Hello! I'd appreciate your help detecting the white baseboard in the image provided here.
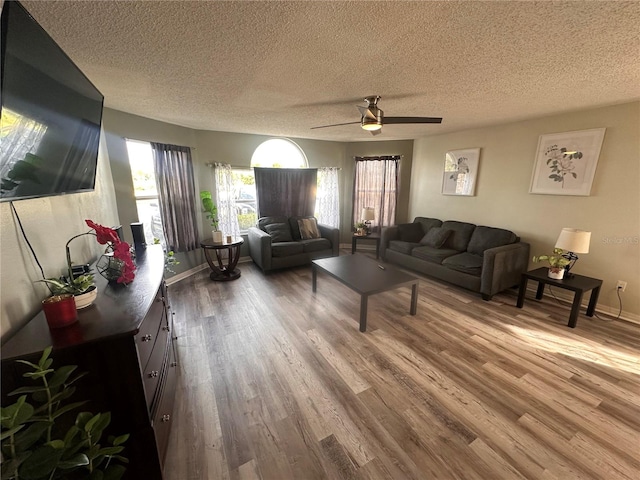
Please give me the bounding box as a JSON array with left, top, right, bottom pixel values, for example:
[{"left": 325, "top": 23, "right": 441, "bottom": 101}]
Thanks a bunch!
[{"left": 165, "top": 256, "right": 253, "bottom": 285}]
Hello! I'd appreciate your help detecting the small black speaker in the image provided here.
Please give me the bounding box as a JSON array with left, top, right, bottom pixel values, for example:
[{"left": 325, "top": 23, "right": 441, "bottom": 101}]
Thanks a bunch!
[
  {"left": 112, "top": 225, "right": 124, "bottom": 242},
  {"left": 130, "top": 222, "right": 146, "bottom": 248}
]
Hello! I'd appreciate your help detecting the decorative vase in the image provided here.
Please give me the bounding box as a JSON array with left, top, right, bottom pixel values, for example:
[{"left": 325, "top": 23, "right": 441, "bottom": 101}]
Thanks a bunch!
[
  {"left": 548, "top": 267, "right": 564, "bottom": 279},
  {"left": 74, "top": 285, "right": 97, "bottom": 309},
  {"left": 42, "top": 294, "right": 78, "bottom": 329},
  {"left": 212, "top": 230, "right": 223, "bottom": 243},
  {"left": 96, "top": 253, "right": 125, "bottom": 283}
]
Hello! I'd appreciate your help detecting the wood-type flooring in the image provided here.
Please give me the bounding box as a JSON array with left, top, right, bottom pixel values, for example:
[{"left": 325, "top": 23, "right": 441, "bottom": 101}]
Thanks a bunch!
[{"left": 164, "top": 252, "right": 639, "bottom": 480}]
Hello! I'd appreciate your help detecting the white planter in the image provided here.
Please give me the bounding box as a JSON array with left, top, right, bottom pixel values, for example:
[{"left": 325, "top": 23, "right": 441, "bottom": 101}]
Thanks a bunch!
[
  {"left": 212, "top": 230, "right": 223, "bottom": 243},
  {"left": 74, "top": 286, "right": 97, "bottom": 309},
  {"left": 548, "top": 267, "right": 564, "bottom": 280}
]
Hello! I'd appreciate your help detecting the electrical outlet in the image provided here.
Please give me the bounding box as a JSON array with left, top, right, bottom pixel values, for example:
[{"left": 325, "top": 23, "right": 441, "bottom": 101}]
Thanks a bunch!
[{"left": 616, "top": 280, "right": 627, "bottom": 292}]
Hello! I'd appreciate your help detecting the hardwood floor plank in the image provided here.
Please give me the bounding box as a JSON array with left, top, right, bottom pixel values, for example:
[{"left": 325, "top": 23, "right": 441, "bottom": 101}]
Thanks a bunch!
[{"left": 164, "top": 256, "right": 640, "bottom": 479}]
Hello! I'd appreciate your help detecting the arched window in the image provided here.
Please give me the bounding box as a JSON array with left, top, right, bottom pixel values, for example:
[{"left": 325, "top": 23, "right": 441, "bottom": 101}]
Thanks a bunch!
[{"left": 251, "top": 138, "right": 308, "bottom": 168}]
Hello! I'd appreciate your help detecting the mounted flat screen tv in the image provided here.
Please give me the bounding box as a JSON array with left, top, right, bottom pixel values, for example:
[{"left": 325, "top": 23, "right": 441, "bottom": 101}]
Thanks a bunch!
[{"left": 0, "top": 0, "right": 104, "bottom": 202}]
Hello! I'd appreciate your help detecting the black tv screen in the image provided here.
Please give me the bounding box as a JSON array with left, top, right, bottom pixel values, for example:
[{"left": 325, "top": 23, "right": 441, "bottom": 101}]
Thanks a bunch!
[{"left": 0, "top": 1, "right": 104, "bottom": 202}]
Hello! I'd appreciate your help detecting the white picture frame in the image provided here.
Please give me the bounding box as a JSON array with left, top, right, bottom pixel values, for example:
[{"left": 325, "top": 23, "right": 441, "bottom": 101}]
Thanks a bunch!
[
  {"left": 442, "top": 148, "right": 481, "bottom": 196},
  {"left": 529, "top": 128, "right": 605, "bottom": 196}
]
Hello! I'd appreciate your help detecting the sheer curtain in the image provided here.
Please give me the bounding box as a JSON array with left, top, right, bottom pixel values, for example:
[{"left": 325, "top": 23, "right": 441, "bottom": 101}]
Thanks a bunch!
[
  {"left": 0, "top": 111, "right": 47, "bottom": 183},
  {"left": 151, "top": 142, "right": 198, "bottom": 252},
  {"left": 352, "top": 156, "right": 400, "bottom": 232},
  {"left": 214, "top": 163, "right": 241, "bottom": 238},
  {"left": 316, "top": 167, "right": 340, "bottom": 227},
  {"left": 254, "top": 167, "right": 317, "bottom": 217}
]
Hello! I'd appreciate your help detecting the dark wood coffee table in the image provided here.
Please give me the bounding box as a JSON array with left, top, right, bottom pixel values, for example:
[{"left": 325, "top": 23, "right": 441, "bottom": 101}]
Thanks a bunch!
[{"left": 312, "top": 254, "right": 419, "bottom": 332}]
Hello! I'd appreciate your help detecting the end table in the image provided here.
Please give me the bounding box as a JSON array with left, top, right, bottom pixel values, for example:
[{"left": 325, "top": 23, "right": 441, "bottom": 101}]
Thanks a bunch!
[
  {"left": 516, "top": 267, "right": 602, "bottom": 328},
  {"left": 351, "top": 233, "right": 381, "bottom": 259},
  {"left": 201, "top": 237, "right": 244, "bottom": 281}
]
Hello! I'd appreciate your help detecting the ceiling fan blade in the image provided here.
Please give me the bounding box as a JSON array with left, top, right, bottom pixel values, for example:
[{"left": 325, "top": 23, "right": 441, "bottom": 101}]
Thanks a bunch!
[
  {"left": 384, "top": 116, "right": 442, "bottom": 124},
  {"left": 370, "top": 129, "right": 382, "bottom": 136},
  {"left": 310, "top": 121, "right": 360, "bottom": 130}
]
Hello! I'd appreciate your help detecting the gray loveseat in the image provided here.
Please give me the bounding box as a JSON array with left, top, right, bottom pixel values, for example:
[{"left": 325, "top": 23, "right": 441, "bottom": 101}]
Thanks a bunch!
[
  {"left": 381, "top": 217, "right": 530, "bottom": 300},
  {"left": 248, "top": 216, "right": 339, "bottom": 273}
]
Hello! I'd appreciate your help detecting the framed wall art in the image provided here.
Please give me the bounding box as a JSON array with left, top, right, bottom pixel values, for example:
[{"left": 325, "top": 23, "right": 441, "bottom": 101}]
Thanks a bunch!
[
  {"left": 529, "top": 128, "right": 605, "bottom": 196},
  {"left": 442, "top": 148, "right": 481, "bottom": 196}
]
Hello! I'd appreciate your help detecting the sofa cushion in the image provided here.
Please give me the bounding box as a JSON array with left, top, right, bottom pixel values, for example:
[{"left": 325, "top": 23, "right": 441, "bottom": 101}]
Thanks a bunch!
[
  {"left": 398, "top": 222, "right": 424, "bottom": 242},
  {"left": 414, "top": 217, "right": 443, "bottom": 234},
  {"left": 412, "top": 245, "right": 460, "bottom": 264},
  {"left": 258, "top": 216, "right": 290, "bottom": 232},
  {"left": 264, "top": 223, "right": 293, "bottom": 243},
  {"left": 300, "top": 238, "right": 331, "bottom": 253},
  {"left": 297, "top": 217, "right": 321, "bottom": 240},
  {"left": 467, "top": 226, "right": 517, "bottom": 256},
  {"left": 389, "top": 240, "right": 421, "bottom": 255},
  {"left": 420, "top": 227, "right": 451, "bottom": 248},
  {"left": 441, "top": 221, "right": 476, "bottom": 251},
  {"left": 288, "top": 216, "right": 316, "bottom": 240},
  {"left": 442, "top": 252, "right": 483, "bottom": 276},
  {"left": 272, "top": 242, "right": 304, "bottom": 257}
]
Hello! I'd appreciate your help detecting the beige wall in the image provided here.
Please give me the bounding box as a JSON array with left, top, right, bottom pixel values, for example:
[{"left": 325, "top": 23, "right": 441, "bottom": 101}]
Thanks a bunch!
[
  {"left": 410, "top": 101, "right": 640, "bottom": 319},
  {"left": 1, "top": 131, "right": 119, "bottom": 340}
]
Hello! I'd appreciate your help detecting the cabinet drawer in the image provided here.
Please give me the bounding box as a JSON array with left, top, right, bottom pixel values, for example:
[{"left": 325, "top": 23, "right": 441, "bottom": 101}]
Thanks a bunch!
[
  {"left": 136, "top": 292, "right": 165, "bottom": 371},
  {"left": 142, "top": 322, "right": 169, "bottom": 411},
  {"left": 153, "top": 344, "right": 178, "bottom": 467}
]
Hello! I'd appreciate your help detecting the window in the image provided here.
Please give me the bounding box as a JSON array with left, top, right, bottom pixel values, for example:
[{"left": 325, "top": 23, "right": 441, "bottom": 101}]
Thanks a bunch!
[
  {"left": 231, "top": 138, "right": 308, "bottom": 231},
  {"left": 352, "top": 156, "right": 399, "bottom": 231},
  {"left": 126, "top": 139, "right": 165, "bottom": 245}
]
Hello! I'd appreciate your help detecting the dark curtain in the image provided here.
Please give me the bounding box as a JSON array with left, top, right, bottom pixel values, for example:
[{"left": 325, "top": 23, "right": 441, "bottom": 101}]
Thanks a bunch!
[
  {"left": 254, "top": 167, "right": 317, "bottom": 217},
  {"left": 352, "top": 156, "right": 400, "bottom": 231},
  {"left": 151, "top": 142, "right": 198, "bottom": 252}
]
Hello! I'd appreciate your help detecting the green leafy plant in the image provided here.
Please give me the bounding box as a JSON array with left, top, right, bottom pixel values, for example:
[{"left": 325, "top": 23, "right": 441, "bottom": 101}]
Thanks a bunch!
[
  {"left": 153, "top": 238, "right": 180, "bottom": 273},
  {"left": 200, "top": 191, "right": 219, "bottom": 230},
  {"left": 354, "top": 221, "right": 366, "bottom": 230},
  {"left": 37, "top": 274, "right": 95, "bottom": 296},
  {"left": 1, "top": 347, "right": 129, "bottom": 480},
  {"left": 532, "top": 248, "right": 571, "bottom": 268}
]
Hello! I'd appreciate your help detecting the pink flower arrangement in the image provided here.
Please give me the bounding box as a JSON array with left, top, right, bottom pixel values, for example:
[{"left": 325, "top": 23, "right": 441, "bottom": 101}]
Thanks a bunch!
[{"left": 85, "top": 220, "right": 136, "bottom": 284}]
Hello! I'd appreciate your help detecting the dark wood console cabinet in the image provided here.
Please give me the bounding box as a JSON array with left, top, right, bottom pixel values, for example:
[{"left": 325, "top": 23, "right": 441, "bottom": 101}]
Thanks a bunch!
[{"left": 1, "top": 245, "right": 177, "bottom": 479}]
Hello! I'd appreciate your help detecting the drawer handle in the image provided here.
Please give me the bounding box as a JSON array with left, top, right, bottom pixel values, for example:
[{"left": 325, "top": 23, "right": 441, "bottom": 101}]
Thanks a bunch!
[
  {"left": 162, "top": 414, "right": 171, "bottom": 422},
  {"left": 148, "top": 370, "right": 159, "bottom": 378},
  {"left": 141, "top": 334, "right": 153, "bottom": 342},
  {"left": 171, "top": 362, "right": 178, "bottom": 367},
  {"left": 162, "top": 326, "right": 170, "bottom": 332}
]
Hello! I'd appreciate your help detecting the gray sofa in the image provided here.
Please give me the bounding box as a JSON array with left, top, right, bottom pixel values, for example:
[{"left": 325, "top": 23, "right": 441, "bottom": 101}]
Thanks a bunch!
[
  {"left": 248, "top": 216, "right": 339, "bottom": 273},
  {"left": 381, "top": 217, "right": 530, "bottom": 300}
]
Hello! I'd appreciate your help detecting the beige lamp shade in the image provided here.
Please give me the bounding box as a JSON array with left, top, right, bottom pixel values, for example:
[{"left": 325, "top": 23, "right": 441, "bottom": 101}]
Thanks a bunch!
[
  {"left": 361, "top": 207, "right": 375, "bottom": 221},
  {"left": 555, "top": 228, "right": 591, "bottom": 254}
]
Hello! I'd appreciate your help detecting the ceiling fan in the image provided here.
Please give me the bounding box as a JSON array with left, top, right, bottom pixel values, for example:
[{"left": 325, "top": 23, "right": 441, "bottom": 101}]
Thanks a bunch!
[{"left": 311, "top": 95, "right": 442, "bottom": 136}]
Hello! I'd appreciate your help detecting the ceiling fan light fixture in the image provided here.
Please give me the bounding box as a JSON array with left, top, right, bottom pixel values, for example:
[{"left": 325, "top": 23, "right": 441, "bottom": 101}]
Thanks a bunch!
[
  {"left": 361, "top": 119, "right": 382, "bottom": 131},
  {"left": 361, "top": 108, "right": 383, "bottom": 131}
]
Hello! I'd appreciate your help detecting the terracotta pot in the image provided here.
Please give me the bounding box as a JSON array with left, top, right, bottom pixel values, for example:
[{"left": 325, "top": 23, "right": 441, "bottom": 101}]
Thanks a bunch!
[
  {"left": 548, "top": 267, "right": 565, "bottom": 279},
  {"left": 42, "top": 294, "right": 78, "bottom": 329}
]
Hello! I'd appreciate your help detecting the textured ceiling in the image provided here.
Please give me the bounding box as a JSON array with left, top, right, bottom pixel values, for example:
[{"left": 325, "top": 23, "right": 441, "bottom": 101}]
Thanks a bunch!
[{"left": 20, "top": 0, "right": 640, "bottom": 142}]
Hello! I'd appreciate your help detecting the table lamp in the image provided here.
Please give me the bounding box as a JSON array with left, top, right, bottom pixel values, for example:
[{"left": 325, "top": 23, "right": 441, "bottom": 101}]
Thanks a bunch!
[
  {"left": 555, "top": 228, "right": 591, "bottom": 277},
  {"left": 361, "top": 207, "right": 375, "bottom": 234}
]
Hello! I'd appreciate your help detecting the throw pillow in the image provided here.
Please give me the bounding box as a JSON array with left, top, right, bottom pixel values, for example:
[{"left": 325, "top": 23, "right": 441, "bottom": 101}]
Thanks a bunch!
[
  {"left": 398, "top": 222, "right": 424, "bottom": 243},
  {"left": 264, "top": 223, "right": 293, "bottom": 243},
  {"left": 420, "top": 227, "right": 451, "bottom": 248},
  {"left": 298, "top": 217, "right": 321, "bottom": 239}
]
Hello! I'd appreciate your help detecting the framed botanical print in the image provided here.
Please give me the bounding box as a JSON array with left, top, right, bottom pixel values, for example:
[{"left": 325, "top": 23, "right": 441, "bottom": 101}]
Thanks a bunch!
[
  {"left": 529, "top": 128, "right": 605, "bottom": 196},
  {"left": 442, "top": 148, "right": 481, "bottom": 196}
]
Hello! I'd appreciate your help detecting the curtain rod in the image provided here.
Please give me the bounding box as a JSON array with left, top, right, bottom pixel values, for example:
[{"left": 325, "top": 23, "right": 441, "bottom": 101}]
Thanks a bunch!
[
  {"left": 205, "top": 163, "right": 341, "bottom": 170},
  {"left": 123, "top": 137, "right": 196, "bottom": 150}
]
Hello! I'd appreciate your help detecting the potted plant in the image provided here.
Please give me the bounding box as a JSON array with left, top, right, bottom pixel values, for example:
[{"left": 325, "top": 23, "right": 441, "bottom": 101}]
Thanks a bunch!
[
  {"left": 0, "top": 346, "right": 129, "bottom": 480},
  {"left": 533, "top": 248, "right": 571, "bottom": 279},
  {"left": 354, "top": 221, "right": 367, "bottom": 236},
  {"left": 38, "top": 273, "right": 97, "bottom": 310},
  {"left": 200, "top": 191, "right": 221, "bottom": 242}
]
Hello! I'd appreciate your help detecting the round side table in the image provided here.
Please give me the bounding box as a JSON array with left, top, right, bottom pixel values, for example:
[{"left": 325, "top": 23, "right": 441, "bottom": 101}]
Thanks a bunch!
[{"left": 200, "top": 237, "right": 244, "bottom": 281}]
